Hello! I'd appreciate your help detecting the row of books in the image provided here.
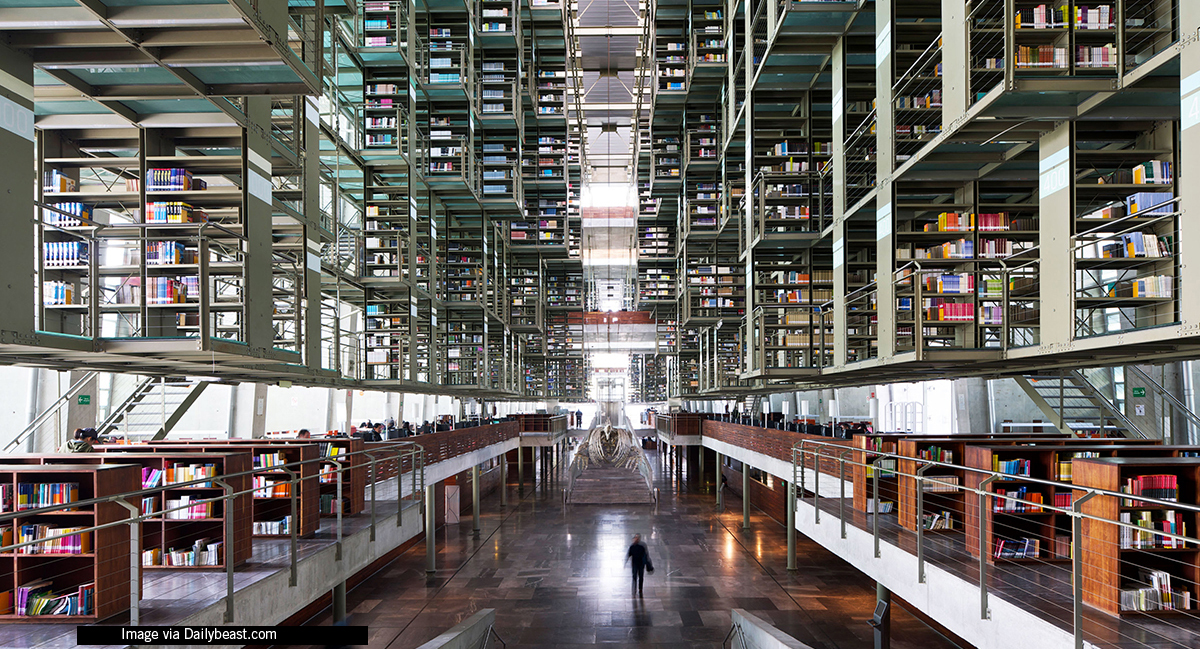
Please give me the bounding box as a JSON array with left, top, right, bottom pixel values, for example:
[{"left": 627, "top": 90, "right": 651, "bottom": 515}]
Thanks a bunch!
[
  {"left": 10, "top": 580, "right": 95, "bottom": 616},
  {"left": 921, "top": 476, "right": 960, "bottom": 493},
  {"left": 43, "top": 242, "right": 88, "bottom": 267},
  {"left": 1087, "top": 231, "right": 1171, "bottom": 259},
  {"left": 915, "top": 446, "right": 954, "bottom": 463},
  {"left": 917, "top": 212, "right": 1016, "bottom": 233},
  {"left": 15, "top": 482, "right": 79, "bottom": 511},
  {"left": 923, "top": 274, "right": 975, "bottom": 294},
  {"left": 253, "top": 516, "right": 292, "bottom": 536},
  {"left": 15, "top": 525, "right": 92, "bottom": 554},
  {"left": 1105, "top": 275, "right": 1173, "bottom": 299},
  {"left": 993, "top": 457, "right": 1033, "bottom": 477},
  {"left": 1121, "top": 473, "right": 1178, "bottom": 504},
  {"left": 1055, "top": 451, "right": 1100, "bottom": 481},
  {"left": 994, "top": 487, "right": 1045, "bottom": 513},
  {"left": 164, "top": 496, "right": 215, "bottom": 520},
  {"left": 45, "top": 202, "right": 93, "bottom": 227},
  {"left": 1075, "top": 44, "right": 1117, "bottom": 69},
  {"left": 146, "top": 241, "right": 198, "bottom": 266},
  {"left": 771, "top": 289, "right": 832, "bottom": 304},
  {"left": 163, "top": 539, "right": 224, "bottom": 566},
  {"left": 42, "top": 281, "right": 76, "bottom": 306},
  {"left": 319, "top": 494, "right": 352, "bottom": 515},
  {"left": 922, "top": 511, "right": 955, "bottom": 531},
  {"left": 1015, "top": 45, "right": 1068, "bottom": 68},
  {"left": 145, "top": 201, "right": 206, "bottom": 224},
  {"left": 918, "top": 299, "right": 975, "bottom": 322},
  {"left": 1014, "top": 4, "right": 1071, "bottom": 29},
  {"left": 44, "top": 170, "right": 77, "bottom": 193},
  {"left": 993, "top": 537, "right": 1040, "bottom": 559},
  {"left": 895, "top": 90, "right": 942, "bottom": 109},
  {"left": 255, "top": 452, "right": 287, "bottom": 469},
  {"left": 1121, "top": 570, "right": 1192, "bottom": 611},
  {"left": 146, "top": 169, "right": 207, "bottom": 192},
  {"left": 166, "top": 463, "right": 217, "bottom": 486},
  {"left": 1119, "top": 510, "right": 1189, "bottom": 550}
]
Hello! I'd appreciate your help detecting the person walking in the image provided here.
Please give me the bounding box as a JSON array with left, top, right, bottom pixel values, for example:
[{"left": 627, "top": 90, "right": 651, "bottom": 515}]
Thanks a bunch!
[{"left": 625, "top": 534, "right": 652, "bottom": 596}]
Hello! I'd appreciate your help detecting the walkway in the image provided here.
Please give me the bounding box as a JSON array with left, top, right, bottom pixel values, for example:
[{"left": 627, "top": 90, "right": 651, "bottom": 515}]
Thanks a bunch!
[{"left": 299, "top": 451, "right": 962, "bottom": 649}]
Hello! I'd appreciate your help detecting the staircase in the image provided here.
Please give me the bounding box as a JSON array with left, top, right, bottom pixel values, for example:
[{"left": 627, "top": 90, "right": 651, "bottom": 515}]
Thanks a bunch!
[
  {"left": 570, "top": 467, "right": 655, "bottom": 505},
  {"left": 1014, "top": 370, "right": 1146, "bottom": 438},
  {"left": 735, "top": 394, "right": 760, "bottom": 418},
  {"left": 98, "top": 377, "right": 211, "bottom": 440}
]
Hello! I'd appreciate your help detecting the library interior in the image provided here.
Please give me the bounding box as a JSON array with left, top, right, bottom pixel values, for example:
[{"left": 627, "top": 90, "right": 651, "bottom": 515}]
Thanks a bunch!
[{"left": 3, "top": 0, "right": 1200, "bottom": 647}]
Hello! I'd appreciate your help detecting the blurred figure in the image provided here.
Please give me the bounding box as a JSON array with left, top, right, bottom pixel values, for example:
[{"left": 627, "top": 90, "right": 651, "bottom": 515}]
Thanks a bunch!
[
  {"left": 575, "top": 409, "right": 583, "bottom": 428},
  {"left": 297, "top": 429, "right": 312, "bottom": 440},
  {"left": 625, "top": 534, "right": 652, "bottom": 596},
  {"left": 60, "top": 427, "right": 99, "bottom": 453}
]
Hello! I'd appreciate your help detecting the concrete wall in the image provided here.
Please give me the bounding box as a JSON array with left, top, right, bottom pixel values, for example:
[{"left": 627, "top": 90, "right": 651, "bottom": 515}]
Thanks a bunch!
[{"left": 986, "top": 378, "right": 1050, "bottom": 432}]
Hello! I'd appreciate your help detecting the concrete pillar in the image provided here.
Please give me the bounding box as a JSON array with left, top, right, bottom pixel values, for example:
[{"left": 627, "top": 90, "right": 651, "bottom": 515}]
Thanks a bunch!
[
  {"left": 831, "top": 36, "right": 848, "bottom": 366},
  {"left": 424, "top": 483, "right": 436, "bottom": 575},
  {"left": 1038, "top": 121, "right": 1074, "bottom": 345},
  {"left": 251, "top": 383, "right": 269, "bottom": 438},
  {"left": 65, "top": 371, "right": 98, "bottom": 433},
  {"left": 940, "top": 0, "right": 970, "bottom": 126},
  {"left": 500, "top": 453, "right": 508, "bottom": 507},
  {"left": 715, "top": 452, "right": 723, "bottom": 508},
  {"left": 787, "top": 479, "right": 796, "bottom": 571},
  {"left": 243, "top": 97, "right": 274, "bottom": 350},
  {"left": 471, "top": 464, "right": 480, "bottom": 537},
  {"left": 1181, "top": 2, "right": 1200, "bottom": 328},
  {"left": 301, "top": 96, "right": 323, "bottom": 369},
  {"left": 952, "top": 378, "right": 990, "bottom": 435},
  {"left": 742, "top": 463, "right": 751, "bottom": 531},
  {"left": 0, "top": 42, "right": 35, "bottom": 336},
  {"left": 332, "top": 581, "right": 347, "bottom": 623}
]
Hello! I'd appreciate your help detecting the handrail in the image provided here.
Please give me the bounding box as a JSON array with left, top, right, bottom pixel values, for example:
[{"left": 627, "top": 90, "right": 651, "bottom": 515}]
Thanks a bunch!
[
  {"left": 791, "top": 436, "right": 1200, "bottom": 541},
  {"left": 1068, "top": 369, "right": 1148, "bottom": 440},
  {"left": 1, "top": 371, "right": 99, "bottom": 452}
]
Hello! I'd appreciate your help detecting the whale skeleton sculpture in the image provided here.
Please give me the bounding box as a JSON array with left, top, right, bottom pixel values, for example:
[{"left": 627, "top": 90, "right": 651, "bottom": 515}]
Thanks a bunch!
[{"left": 566, "top": 418, "right": 656, "bottom": 500}]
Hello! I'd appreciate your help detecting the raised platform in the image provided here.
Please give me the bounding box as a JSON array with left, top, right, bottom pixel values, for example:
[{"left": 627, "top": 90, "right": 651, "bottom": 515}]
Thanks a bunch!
[{"left": 570, "top": 467, "right": 655, "bottom": 505}]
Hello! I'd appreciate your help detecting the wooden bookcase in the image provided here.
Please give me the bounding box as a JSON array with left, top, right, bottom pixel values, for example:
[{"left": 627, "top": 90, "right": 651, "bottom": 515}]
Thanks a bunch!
[
  {"left": 852, "top": 435, "right": 901, "bottom": 514},
  {"left": 0, "top": 463, "right": 138, "bottom": 622},
  {"left": 316, "top": 438, "right": 366, "bottom": 517},
  {"left": 963, "top": 440, "right": 1170, "bottom": 563},
  {"left": 856, "top": 432, "right": 1064, "bottom": 519},
  {"left": 897, "top": 438, "right": 971, "bottom": 533},
  {"left": 10, "top": 452, "right": 252, "bottom": 570},
  {"left": 1076, "top": 457, "right": 1200, "bottom": 616},
  {"left": 103, "top": 442, "right": 321, "bottom": 538},
  {"left": 895, "top": 436, "right": 1155, "bottom": 533}
]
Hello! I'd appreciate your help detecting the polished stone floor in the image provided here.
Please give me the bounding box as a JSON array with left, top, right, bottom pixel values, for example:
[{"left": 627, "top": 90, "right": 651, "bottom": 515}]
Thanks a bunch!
[{"left": 302, "top": 451, "right": 961, "bottom": 649}]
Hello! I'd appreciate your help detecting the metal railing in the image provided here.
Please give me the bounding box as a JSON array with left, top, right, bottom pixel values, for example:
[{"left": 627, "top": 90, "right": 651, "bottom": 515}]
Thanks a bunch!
[{"left": 791, "top": 436, "right": 1200, "bottom": 649}]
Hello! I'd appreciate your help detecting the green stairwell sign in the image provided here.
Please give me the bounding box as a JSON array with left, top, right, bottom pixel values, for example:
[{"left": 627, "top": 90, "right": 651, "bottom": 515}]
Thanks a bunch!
[
  {"left": 77, "top": 394, "right": 91, "bottom": 405},
  {"left": 1131, "top": 387, "right": 1146, "bottom": 398}
]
